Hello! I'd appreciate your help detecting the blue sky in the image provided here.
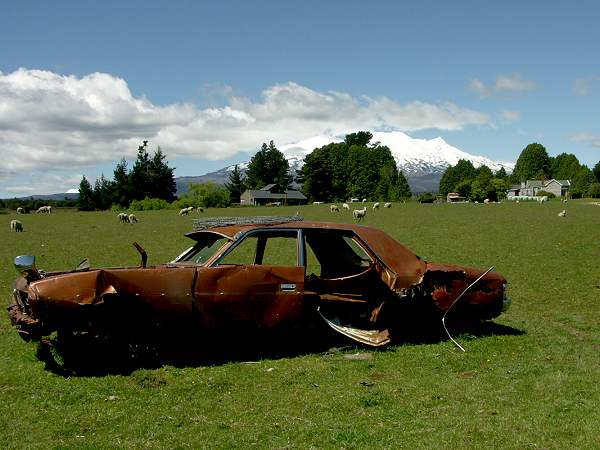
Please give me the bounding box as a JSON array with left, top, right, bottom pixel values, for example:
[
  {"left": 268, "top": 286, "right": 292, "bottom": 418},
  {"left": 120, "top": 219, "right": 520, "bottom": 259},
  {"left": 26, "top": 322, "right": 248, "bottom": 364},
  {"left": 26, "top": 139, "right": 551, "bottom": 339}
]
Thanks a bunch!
[{"left": 1, "top": 0, "right": 599, "bottom": 197}]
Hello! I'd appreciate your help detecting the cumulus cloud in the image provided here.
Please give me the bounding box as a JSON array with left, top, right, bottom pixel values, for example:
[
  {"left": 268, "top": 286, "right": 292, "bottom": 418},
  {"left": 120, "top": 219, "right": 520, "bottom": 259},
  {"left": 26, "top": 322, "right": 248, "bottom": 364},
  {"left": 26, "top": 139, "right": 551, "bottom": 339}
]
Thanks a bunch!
[
  {"left": 0, "top": 68, "right": 490, "bottom": 196},
  {"left": 469, "top": 73, "right": 535, "bottom": 98},
  {"left": 573, "top": 76, "right": 600, "bottom": 96},
  {"left": 570, "top": 132, "right": 600, "bottom": 148}
]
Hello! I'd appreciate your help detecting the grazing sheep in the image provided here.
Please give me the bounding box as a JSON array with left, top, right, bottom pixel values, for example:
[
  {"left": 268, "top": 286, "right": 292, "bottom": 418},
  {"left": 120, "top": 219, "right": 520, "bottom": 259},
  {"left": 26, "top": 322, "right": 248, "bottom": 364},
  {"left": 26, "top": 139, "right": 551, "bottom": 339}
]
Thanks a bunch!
[
  {"left": 16, "top": 207, "right": 24, "bottom": 214},
  {"left": 342, "top": 203, "right": 350, "bottom": 210},
  {"left": 10, "top": 219, "right": 23, "bottom": 232},
  {"left": 330, "top": 204, "right": 339, "bottom": 212},
  {"left": 118, "top": 212, "right": 128, "bottom": 223},
  {"left": 483, "top": 198, "right": 490, "bottom": 204},
  {"left": 558, "top": 209, "right": 567, "bottom": 217},
  {"left": 197, "top": 207, "right": 204, "bottom": 213},
  {"left": 36, "top": 205, "right": 52, "bottom": 214},
  {"left": 538, "top": 196, "right": 548, "bottom": 204},
  {"left": 128, "top": 214, "right": 138, "bottom": 223},
  {"left": 362, "top": 198, "right": 367, "bottom": 203},
  {"left": 353, "top": 207, "right": 367, "bottom": 221},
  {"left": 373, "top": 202, "right": 380, "bottom": 210},
  {"left": 383, "top": 202, "right": 391, "bottom": 208},
  {"left": 179, "top": 206, "right": 194, "bottom": 216}
]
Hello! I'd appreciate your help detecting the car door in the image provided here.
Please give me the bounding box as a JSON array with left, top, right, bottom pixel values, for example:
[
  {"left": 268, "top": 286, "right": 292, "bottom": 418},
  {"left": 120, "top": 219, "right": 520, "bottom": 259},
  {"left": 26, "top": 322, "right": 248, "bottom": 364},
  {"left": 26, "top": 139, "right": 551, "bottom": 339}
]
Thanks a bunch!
[{"left": 193, "top": 229, "right": 306, "bottom": 330}]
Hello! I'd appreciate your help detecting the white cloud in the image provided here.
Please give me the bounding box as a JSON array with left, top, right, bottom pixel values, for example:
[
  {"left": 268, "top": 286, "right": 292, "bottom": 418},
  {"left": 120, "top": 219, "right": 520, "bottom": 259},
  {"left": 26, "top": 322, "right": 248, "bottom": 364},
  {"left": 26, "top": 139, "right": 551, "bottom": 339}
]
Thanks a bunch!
[
  {"left": 573, "top": 76, "right": 600, "bottom": 96},
  {"left": 469, "top": 73, "right": 535, "bottom": 98},
  {"left": 0, "top": 68, "right": 490, "bottom": 196},
  {"left": 501, "top": 110, "right": 521, "bottom": 122},
  {"left": 570, "top": 132, "right": 600, "bottom": 148}
]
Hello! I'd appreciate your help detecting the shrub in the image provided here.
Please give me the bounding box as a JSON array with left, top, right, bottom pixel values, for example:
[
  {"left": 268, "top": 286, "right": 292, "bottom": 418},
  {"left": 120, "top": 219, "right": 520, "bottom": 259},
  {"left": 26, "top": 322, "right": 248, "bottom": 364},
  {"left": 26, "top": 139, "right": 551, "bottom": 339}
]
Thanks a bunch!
[
  {"left": 130, "top": 197, "right": 172, "bottom": 211},
  {"left": 536, "top": 190, "right": 556, "bottom": 199},
  {"left": 588, "top": 183, "right": 600, "bottom": 198},
  {"left": 417, "top": 192, "right": 435, "bottom": 203}
]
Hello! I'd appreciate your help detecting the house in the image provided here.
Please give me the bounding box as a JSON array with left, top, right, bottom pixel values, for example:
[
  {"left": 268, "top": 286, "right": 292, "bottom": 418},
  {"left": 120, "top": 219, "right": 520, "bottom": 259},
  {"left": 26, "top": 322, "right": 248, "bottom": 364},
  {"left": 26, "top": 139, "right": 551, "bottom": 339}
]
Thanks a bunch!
[
  {"left": 446, "top": 192, "right": 467, "bottom": 203},
  {"left": 508, "top": 179, "right": 570, "bottom": 198},
  {"left": 240, "top": 183, "right": 307, "bottom": 206}
]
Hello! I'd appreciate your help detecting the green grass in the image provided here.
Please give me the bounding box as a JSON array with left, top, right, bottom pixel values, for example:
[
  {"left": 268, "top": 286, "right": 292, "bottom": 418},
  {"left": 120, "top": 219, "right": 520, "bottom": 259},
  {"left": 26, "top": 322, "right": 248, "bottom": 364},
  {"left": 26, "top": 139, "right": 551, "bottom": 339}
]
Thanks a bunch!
[{"left": 1, "top": 201, "right": 599, "bottom": 449}]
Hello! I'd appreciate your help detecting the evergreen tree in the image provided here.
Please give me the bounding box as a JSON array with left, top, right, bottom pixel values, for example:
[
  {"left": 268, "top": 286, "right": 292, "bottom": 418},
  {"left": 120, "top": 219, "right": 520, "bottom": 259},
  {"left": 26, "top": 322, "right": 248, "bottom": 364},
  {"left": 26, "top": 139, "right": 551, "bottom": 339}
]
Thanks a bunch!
[
  {"left": 225, "top": 165, "right": 246, "bottom": 203},
  {"left": 245, "top": 141, "right": 291, "bottom": 190},
  {"left": 495, "top": 167, "right": 508, "bottom": 179},
  {"left": 92, "top": 174, "right": 114, "bottom": 210},
  {"left": 77, "top": 176, "right": 95, "bottom": 211},
  {"left": 511, "top": 143, "right": 551, "bottom": 182},
  {"left": 129, "top": 141, "right": 176, "bottom": 202},
  {"left": 438, "top": 159, "right": 476, "bottom": 195},
  {"left": 592, "top": 161, "right": 600, "bottom": 183},
  {"left": 112, "top": 158, "right": 132, "bottom": 207},
  {"left": 551, "top": 153, "right": 582, "bottom": 180}
]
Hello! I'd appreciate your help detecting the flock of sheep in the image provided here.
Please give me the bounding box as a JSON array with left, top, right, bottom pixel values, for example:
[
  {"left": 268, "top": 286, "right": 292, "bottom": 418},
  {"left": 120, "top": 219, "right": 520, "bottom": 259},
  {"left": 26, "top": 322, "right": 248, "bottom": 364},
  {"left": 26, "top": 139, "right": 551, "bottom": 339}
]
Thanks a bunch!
[
  {"left": 9, "top": 205, "right": 53, "bottom": 233},
  {"left": 327, "top": 201, "right": 393, "bottom": 221}
]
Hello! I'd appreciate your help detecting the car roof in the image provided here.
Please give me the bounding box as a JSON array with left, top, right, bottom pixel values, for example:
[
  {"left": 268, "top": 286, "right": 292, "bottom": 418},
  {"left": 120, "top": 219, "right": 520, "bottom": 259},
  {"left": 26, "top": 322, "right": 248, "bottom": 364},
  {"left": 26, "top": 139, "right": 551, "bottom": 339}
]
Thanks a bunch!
[{"left": 185, "top": 220, "right": 426, "bottom": 284}]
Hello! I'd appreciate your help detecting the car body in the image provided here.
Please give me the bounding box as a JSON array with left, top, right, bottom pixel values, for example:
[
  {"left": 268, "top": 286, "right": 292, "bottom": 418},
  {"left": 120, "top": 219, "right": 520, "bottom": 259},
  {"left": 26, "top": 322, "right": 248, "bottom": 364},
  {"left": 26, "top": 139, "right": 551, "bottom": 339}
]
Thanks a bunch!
[{"left": 8, "top": 216, "right": 509, "bottom": 348}]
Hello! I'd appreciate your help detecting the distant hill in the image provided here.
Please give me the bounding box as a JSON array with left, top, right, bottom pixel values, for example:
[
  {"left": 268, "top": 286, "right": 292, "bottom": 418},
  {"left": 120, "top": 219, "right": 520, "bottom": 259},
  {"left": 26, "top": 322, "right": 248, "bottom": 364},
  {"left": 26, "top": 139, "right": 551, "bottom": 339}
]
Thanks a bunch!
[{"left": 2, "top": 192, "right": 79, "bottom": 201}]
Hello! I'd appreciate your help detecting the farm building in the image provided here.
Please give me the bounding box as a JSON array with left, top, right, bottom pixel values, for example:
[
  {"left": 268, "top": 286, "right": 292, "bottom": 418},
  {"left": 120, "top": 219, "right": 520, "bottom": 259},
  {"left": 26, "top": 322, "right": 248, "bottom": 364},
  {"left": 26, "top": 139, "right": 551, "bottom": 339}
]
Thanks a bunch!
[
  {"left": 507, "top": 179, "right": 570, "bottom": 198},
  {"left": 446, "top": 192, "right": 467, "bottom": 203},
  {"left": 240, "top": 183, "right": 307, "bottom": 206}
]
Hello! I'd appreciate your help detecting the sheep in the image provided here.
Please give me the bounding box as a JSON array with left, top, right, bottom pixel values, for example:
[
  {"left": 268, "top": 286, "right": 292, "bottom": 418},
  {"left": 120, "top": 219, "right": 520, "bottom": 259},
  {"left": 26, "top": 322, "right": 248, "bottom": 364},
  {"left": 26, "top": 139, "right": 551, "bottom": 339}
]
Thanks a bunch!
[
  {"left": 483, "top": 198, "right": 490, "bottom": 204},
  {"left": 353, "top": 207, "right": 367, "bottom": 221},
  {"left": 128, "top": 214, "right": 138, "bottom": 223},
  {"left": 383, "top": 202, "right": 392, "bottom": 208},
  {"left": 373, "top": 202, "right": 380, "bottom": 210},
  {"left": 342, "top": 203, "right": 350, "bottom": 210},
  {"left": 179, "top": 206, "right": 194, "bottom": 216},
  {"left": 197, "top": 207, "right": 204, "bottom": 213},
  {"left": 330, "top": 204, "right": 339, "bottom": 212},
  {"left": 558, "top": 209, "right": 567, "bottom": 217},
  {"left": 10, "top": 219, "right": 23, "bottom": 232},
  {"left": 16, "top": 207, "right": 24, "bottom": 214},
  {"left": 118, "top": 212, "right": 129, "bottom": 223},
  {"left": 538, "top": 196, "right": 548, "bottom": 204},
  {"left": 36, "top": 205, "right": 52, "bottom": 214},
  {"left": 362, "top": 198, "right": 367, "bottom": 203}
]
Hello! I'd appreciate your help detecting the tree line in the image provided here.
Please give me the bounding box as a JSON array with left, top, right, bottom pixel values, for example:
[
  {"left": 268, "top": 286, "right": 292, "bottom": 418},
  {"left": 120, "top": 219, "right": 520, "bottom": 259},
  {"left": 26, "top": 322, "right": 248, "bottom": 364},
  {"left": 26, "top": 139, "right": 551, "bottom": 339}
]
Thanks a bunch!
[{"left": 439, "top": 143, "right": 600, "bottom": 200}]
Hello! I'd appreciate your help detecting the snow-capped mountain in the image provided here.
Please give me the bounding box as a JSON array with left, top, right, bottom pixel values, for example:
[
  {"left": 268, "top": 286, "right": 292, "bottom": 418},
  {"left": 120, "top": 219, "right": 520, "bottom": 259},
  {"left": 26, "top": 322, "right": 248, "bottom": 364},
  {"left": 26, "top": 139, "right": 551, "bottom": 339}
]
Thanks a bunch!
[
  {"left": 279, "top": 131, "right": 514, "bottom": 176},
  {"left": 175, "top": 132, "right": 514, "bottom": 194}
]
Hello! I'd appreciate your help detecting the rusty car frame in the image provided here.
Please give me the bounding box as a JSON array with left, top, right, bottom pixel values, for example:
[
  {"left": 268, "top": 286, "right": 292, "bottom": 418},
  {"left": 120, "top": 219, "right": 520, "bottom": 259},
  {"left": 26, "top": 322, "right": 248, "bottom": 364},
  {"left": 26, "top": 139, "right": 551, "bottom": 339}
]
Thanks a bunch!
[{"left": 8, "top": 216, "right": 510, "bottom": 353}]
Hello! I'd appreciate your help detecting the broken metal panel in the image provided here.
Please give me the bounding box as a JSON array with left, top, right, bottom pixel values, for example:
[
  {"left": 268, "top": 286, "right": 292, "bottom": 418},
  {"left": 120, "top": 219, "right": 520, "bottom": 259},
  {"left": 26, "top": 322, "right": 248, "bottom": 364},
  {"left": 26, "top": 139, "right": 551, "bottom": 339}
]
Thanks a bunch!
[{"left": 194, "top": 265, "right": 306, "bottom": 329}]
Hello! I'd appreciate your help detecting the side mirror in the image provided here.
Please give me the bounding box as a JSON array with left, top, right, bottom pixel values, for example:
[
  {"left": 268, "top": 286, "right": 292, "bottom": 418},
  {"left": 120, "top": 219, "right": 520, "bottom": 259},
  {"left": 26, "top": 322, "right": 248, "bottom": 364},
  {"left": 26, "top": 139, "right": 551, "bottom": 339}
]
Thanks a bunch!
[{"left": 14, "top": 255, "right": 41, "bottom": 281}]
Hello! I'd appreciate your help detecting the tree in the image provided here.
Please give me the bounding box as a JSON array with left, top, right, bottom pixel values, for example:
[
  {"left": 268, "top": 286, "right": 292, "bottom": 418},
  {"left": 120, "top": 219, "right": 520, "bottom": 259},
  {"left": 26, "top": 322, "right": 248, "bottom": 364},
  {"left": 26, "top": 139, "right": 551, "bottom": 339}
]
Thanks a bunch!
[
  {"left": 245, "top": 141, "right": 291, "bottom": 190},
  {"left": 570, "top": 166, "right": 595, "bottom": 198},
  {"left": 184, "top": 182, "right": 230, "bottom": 208},
  {"left": 77, "top": 176, "right": 95, "bottom": 211},
  {"left": 511, "top": 143, "right": 551, "bottom": 182},
  {"left": 551, "top": 153, "right": 582, "bottom": 180},
  {"left": 224, "top": 165, "right": 246, "bottom": 203},
  {"left": 439, "top": 159, "right": 476, "bottom": 196},
  {"left": 495, "top": 167, "right": 508, "bottom": 179},
  {"left": 593, "top": 161, "right": 600, "bottom": 183},
  {"left": 92, "top": 174, "right": 114, "bottom": 210},
  {"left": 129, "top": 142, "right": 176, "bottom": 202},
  {"left": 112, "top": 158, "right": 132, "bottom": 207}
]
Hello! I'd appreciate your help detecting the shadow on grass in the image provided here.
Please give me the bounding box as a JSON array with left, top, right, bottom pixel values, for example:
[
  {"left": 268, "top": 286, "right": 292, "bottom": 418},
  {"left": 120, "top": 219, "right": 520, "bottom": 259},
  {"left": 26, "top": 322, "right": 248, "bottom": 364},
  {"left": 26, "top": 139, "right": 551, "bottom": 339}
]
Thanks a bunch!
[{"left": 35, "top": 319, "right": 525, "bottom": 377}]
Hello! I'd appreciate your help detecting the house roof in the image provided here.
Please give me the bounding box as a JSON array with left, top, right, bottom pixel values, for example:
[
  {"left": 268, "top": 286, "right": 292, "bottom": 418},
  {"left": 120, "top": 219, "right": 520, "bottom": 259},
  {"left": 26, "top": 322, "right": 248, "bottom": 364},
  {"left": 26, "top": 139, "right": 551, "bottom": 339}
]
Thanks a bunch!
[
  {"left": 260, "top": 183, "right": 277, "bottom": 191},
  {"left": 243, "top": 189, "right": 307, "bottom": 201}
]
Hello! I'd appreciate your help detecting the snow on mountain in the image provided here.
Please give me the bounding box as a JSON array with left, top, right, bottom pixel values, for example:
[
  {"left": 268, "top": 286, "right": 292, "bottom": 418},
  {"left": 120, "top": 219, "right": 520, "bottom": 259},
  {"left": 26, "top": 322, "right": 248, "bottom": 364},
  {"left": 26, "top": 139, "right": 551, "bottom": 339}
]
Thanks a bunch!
[
  {"left": 176, "top": 132, "right": 514, "bottom": 194},
  {"left": 278, "top": 131, "right": 514, "bottom": 176}
]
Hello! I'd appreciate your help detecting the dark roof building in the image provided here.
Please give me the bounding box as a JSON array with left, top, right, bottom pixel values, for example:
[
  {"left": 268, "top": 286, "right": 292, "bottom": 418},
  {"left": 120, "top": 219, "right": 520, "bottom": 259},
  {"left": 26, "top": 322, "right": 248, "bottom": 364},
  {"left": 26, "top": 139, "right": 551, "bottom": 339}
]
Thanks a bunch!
[{"left": 240, "top": 184, "right": 307, "bottom": 206}]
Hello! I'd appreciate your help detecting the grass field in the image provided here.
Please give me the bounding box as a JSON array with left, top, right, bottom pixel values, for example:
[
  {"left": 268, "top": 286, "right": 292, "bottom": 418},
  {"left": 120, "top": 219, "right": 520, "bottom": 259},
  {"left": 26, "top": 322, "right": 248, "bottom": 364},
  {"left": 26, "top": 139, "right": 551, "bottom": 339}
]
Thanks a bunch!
[{"left": 1, "top": 201, "right": 599, "bottom": 449}]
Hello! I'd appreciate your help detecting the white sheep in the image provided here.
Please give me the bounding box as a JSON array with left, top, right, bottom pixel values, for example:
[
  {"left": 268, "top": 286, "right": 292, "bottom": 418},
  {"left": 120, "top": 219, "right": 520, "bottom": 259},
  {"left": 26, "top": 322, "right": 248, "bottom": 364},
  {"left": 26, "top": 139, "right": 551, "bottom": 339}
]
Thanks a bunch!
[
  {"left": 538, "top": 196, "right": 548, "bottom": 204},
  {"left": 118, "top": 212, "right": 129, "bottom": 223},
  {"left": 362, "top": 198, "right": 367, "bottom": 203},
  {"left": 128, "top": 214, "right": 138, "bottom": 223},
  {"left": 373, "top": 202, "right": 380, "bottom": 210},
  {"left": 353, "top": 207, "right": 367, "bottom": 221},
  {"left": 36, "top": 205, "right": 52, "bottom": 214},
  {"left": 342, "top": 203, "right": 350, "bottom": 210},
  {"left": 558, "top": 209, "right": 567, "bottom": 217},
  {"left": 330, "top": 204, "right": 339, "bottom": 212},
  {"left": 483, "top": 198, "right": 490, "bottom": 204},
  {"left": 16, "top": 207, "right": 24, "bottom": 214},
  {"left": 383, "top": 202, "right": 392, "bottom": 208},
  {"left": 10, "top": 219, "right": 23, "bottom": 232},
  {"left": 179, "top": 206, "right": 194, "bottom": 216}
]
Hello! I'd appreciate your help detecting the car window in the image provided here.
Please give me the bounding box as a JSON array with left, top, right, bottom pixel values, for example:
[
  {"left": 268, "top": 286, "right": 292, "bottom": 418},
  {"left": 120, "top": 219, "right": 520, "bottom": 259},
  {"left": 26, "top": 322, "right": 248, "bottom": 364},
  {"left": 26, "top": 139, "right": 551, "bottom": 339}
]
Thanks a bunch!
[
  {"left": 217, "top": 230, "right": 299, "bottom": 266},
  {"left": 173, "top": 236, "right": 229, "bottom": 264},
  {"left": 305, "top": 230, "right": 372, "bottom": 278}
]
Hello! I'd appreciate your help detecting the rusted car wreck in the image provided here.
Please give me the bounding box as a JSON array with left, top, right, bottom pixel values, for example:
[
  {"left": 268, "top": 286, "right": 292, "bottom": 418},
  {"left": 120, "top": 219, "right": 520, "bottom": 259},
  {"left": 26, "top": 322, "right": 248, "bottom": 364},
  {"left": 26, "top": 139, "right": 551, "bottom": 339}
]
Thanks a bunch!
[{"left": 8, "top": 216, "right": 509, "bottom": 351}]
